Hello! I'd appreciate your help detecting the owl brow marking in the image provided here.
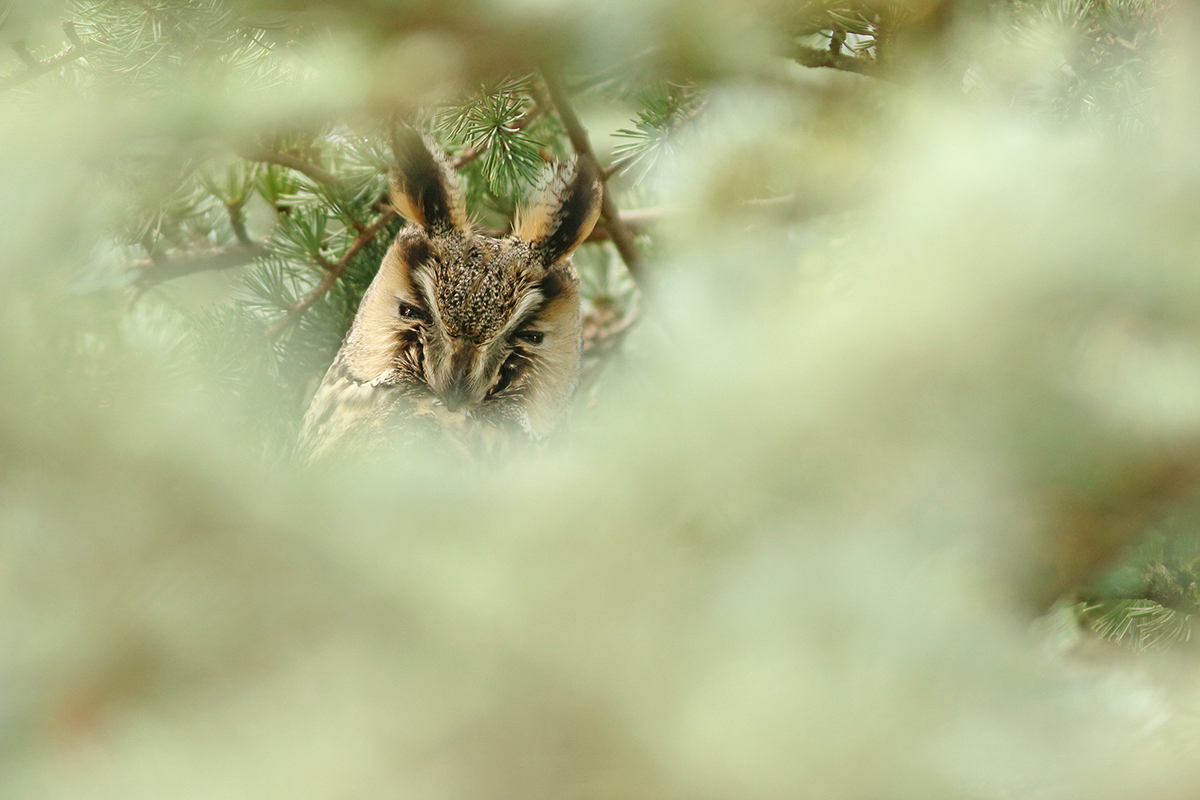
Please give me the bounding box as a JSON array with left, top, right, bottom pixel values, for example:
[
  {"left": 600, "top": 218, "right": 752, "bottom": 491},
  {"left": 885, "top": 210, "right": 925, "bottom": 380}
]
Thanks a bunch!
[
  {"left": 412, "top": 267, "right": 445, "bottom": 330},
  {"left": 491, "top": 289, "right": 544, "bottom": 345},
  {"left": 401, "top": 236, "right": 432, "bottom": 267},
  {"left": 535, "top": 272, "right": 565, "bottom": 304}
]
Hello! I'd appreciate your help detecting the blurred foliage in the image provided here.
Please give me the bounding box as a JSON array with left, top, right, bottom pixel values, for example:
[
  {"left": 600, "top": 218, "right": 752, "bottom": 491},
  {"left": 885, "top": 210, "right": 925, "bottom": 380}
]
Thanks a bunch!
[{"left": 5, "top": 1, "right": 1200, "bottom": 799}]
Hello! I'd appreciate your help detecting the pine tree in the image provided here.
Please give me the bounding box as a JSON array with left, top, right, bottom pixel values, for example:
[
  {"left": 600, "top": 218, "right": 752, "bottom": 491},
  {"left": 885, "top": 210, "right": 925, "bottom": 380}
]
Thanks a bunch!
[
  {"left": 4, "top": 2, "right": 1200, "bottom": 797},
  {"left": 2, "top": 0, "right": 1186, "bottom": 621}
]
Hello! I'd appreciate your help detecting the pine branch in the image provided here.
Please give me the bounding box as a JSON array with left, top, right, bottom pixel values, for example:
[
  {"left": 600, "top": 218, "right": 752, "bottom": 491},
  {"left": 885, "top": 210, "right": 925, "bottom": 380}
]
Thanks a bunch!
[
  {"left": 580, "top": 205, "right": 662, "bottom": 243},
  {"left": 789, "top": 42, "right": 883, "bottom": 79},
  {"left": 447, "top": 100, "right": 545, "bottom": 171},
  {"left": 150, "top": 196, "right": 782, "bottom": 306},
  {"left": 541, "top": 74, "right": 644, "bottom": 280},
  {"left": 239, "top": 147, "right": 340, "bottom": 189},
  {"left": 1081, "top": 587, "right": 1200, "bottom": 617},
  {"left": 0, "top": 24, "right": 97, "bottom": 93},
  {"left": 12, "top": 41, "right": 38, "bottom": 68},
  {"left": 265, "top": 208, "right": 398, "bottom": 338},
  {"left": 131, "top": 196, "right": 268, "bottom": 295},
  {"left": 579, "top": 306, "right": 641, "bottom": 395},
  {"left": 227, "top": 201, "right": 254, "bottom": 247},
  {"left": 1080, "top": 560, "right": 1200, "bottom": 617},
  {"left": 241, "top": 147, "right": 381, "bottom": 232},
  {"left": 446, "top": 143, "right": 486, "bottom": 172},
  {"left": 132, "top": 240, "right": 269, "bottom": 293},
  {"left": 600, "top": 154, "right": 636, "bottom": 182},
  {"left": 1037, "top": 457, "right": 1200, "bottom": 609}
]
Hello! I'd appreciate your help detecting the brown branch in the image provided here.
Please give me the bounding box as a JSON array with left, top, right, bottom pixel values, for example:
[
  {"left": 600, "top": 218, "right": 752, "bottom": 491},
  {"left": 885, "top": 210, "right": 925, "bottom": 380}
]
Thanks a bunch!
[
  {"left": 266, "top": 209, "right": 398, "bottom": 338},
  {"left": 600, "top": 154, "right": 637, "bottom": 182},
  {"left": 579, "top": 306, "right": 641, "bottom": 396},
  {"left": 830, "top": 30, "right": 846, "bottom": 58},
  {"left": 226, "top": 202, "right": 254, "bottom": 247},
  {"left": 240, "top": 148, "right": 374, "bottom": 233},
  {"left": 541, "top": 73, "right": 643, "bottom": 280},
  {"left": 12, "top": 41, "right": 39, "bottom": 68},
  {"left": 132, "top": 241, "right": 268, "bottom": 293},
  {"left": 582, "top": 305, "right": 640, "bottom": 360},
  {"left": 132, "top": 198, "right": 267, "bottom": 294},
  {"left": 313, "top": 251, "right": 338, "bottom": 272},
  {"left": 0, "top": 30, "right": 96, "bottom": 93},
  {"left": 789, "top": 43, "right": 884, "bottom": 79},
  {"left": 63, "top": 21, "right": 84, "bottom": 49},
  {"left": 447, "top": 143, "right": 486, "bottom": 172},
  {"left": 581, "top": 205, "right": 664, "bottom": 243},
  {"left": 239, "top": 147, "right": 340, "bottom": 189},
  {"left": 1034, "top": 457, "right": 1200, "bottom": 610},
  {"left": 475, "top": 206, "right": 662, "bottom": 243}
]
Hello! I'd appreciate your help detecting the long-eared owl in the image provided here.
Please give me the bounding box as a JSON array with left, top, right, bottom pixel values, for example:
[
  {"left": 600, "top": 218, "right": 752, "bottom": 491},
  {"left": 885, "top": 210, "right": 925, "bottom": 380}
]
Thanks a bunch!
[{"left": 298, "top": 132, "right": 603, "bottom": 460}]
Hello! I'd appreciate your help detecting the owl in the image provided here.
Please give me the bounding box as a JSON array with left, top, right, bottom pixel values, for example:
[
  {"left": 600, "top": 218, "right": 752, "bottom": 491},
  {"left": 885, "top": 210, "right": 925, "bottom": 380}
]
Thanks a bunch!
[{"left": 298, "top": 132, "right": 603, "bottom": 461}]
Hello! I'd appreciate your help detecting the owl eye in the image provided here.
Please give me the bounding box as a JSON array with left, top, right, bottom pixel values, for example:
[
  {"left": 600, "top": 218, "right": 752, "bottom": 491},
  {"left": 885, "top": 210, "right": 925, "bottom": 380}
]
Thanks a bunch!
[
  {"left": 513, "top": 330, "right": 544, "bottom": 345},
  {"left": 398, "top": 303, "right": 429, "bottom": 322}
]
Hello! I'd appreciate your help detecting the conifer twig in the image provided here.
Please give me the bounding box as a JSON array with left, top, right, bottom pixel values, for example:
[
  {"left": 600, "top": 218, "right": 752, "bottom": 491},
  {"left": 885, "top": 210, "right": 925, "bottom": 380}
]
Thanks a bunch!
[
  {"left": 12, "top": 41, "right": 39, "bottom": 68},
  {"left": 578, "top": 306, "right": 641, "bottom": 395},
  {"left": 789, "top": 42, "right": 883, "bottom": 79},
  {"left": 132, "top": 199, "right": 267, "bottom": 295},
  {"left": 447, "top": 101, "right": 544, "bottom": 171},
  {"left": 600, "top": 154, "right": 637, "bottom": 182},
  {"left": 227, "top": 202, "right": 254, "bottom": 247},
  {"left": 0, "top": 25, "right": 96, "bottom": 93},
  {"left": 541, "top": 74, "right": 643, "bottom": 280},
  {"left": 1035, "top": 457, "right": 1200, "bottom": 609},
  {"left": 1080, "top": 580, "right": 1200, "bottom": 617},
  {"left": 265, "top": 209, "right": 398, "bottom": 338},
  {"left": 239, "top": 148, "right": 340, "bottom": 189},
  {"left": 132, "top": 240, "right": 269, "bottom": 293},
  {"left": 240, "top": 148, "right": 373, "bottom": 233},
  {"left": 580, "top": 206, "right": 663, "bottom": 242},
  {"left": 63, "top": 21, "right": 84, "bottom": 49}
]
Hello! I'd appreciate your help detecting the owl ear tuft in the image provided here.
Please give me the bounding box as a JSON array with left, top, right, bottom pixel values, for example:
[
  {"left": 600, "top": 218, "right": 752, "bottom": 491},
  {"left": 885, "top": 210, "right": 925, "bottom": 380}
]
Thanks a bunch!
[
  {"left": 390, "top": 130, "right": 469, "bottom": 234},
  {"left": 514, "top": 157, "right": 603, "bottom": 265}
]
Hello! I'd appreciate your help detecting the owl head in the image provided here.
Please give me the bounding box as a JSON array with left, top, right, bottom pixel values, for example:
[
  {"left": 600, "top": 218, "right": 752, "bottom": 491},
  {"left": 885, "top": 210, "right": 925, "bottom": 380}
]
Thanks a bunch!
[{"left": 335, "top": 131, "right": 603, "bottom": 441}]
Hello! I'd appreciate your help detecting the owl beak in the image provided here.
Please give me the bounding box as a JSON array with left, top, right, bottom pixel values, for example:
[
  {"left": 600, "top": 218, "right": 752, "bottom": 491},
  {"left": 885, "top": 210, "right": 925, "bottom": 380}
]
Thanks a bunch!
[
  {"left": 442, "top": 382, "right": 468, "bottom": 412},
  {"left": 439, "top": 337, "right": 477, "bottom": 412}
]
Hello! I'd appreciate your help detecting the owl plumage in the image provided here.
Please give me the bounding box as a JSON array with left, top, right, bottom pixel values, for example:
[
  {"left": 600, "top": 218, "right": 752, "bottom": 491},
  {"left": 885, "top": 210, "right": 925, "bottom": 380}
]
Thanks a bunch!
[{"left": 298, "top": 132, "right": 603, "bottom": 461}]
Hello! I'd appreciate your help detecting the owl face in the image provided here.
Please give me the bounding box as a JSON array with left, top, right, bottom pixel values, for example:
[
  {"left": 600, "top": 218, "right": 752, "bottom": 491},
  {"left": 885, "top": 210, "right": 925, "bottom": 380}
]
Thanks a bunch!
[
  {"left": 367, "top": 227, "right": 584, "bottom": 433},
  {"left": 301, "top": 132, "right": 602, "bottom": 458}
]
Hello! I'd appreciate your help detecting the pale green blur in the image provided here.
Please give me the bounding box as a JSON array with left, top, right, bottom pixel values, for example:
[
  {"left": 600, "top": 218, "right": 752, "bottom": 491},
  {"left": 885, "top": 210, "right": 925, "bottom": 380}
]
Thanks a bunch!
[{"left": 2, "top": 2, "right": 1200, "bottom": 800}]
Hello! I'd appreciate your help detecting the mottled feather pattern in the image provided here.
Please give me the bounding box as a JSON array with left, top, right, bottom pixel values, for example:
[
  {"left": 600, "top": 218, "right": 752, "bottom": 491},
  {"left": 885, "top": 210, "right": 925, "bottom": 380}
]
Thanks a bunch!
[
  {"left": 514, "top": 159, "right": 578, "bottom": 243},
  {"left": 514, "top": 157, "right": 603, "bottom": 264},
  {"left": 389, "top": 134, "right": 470, "bottom": 234},
  {"left": 297, "top": 132, "right": 602, "bottom": 461}
]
